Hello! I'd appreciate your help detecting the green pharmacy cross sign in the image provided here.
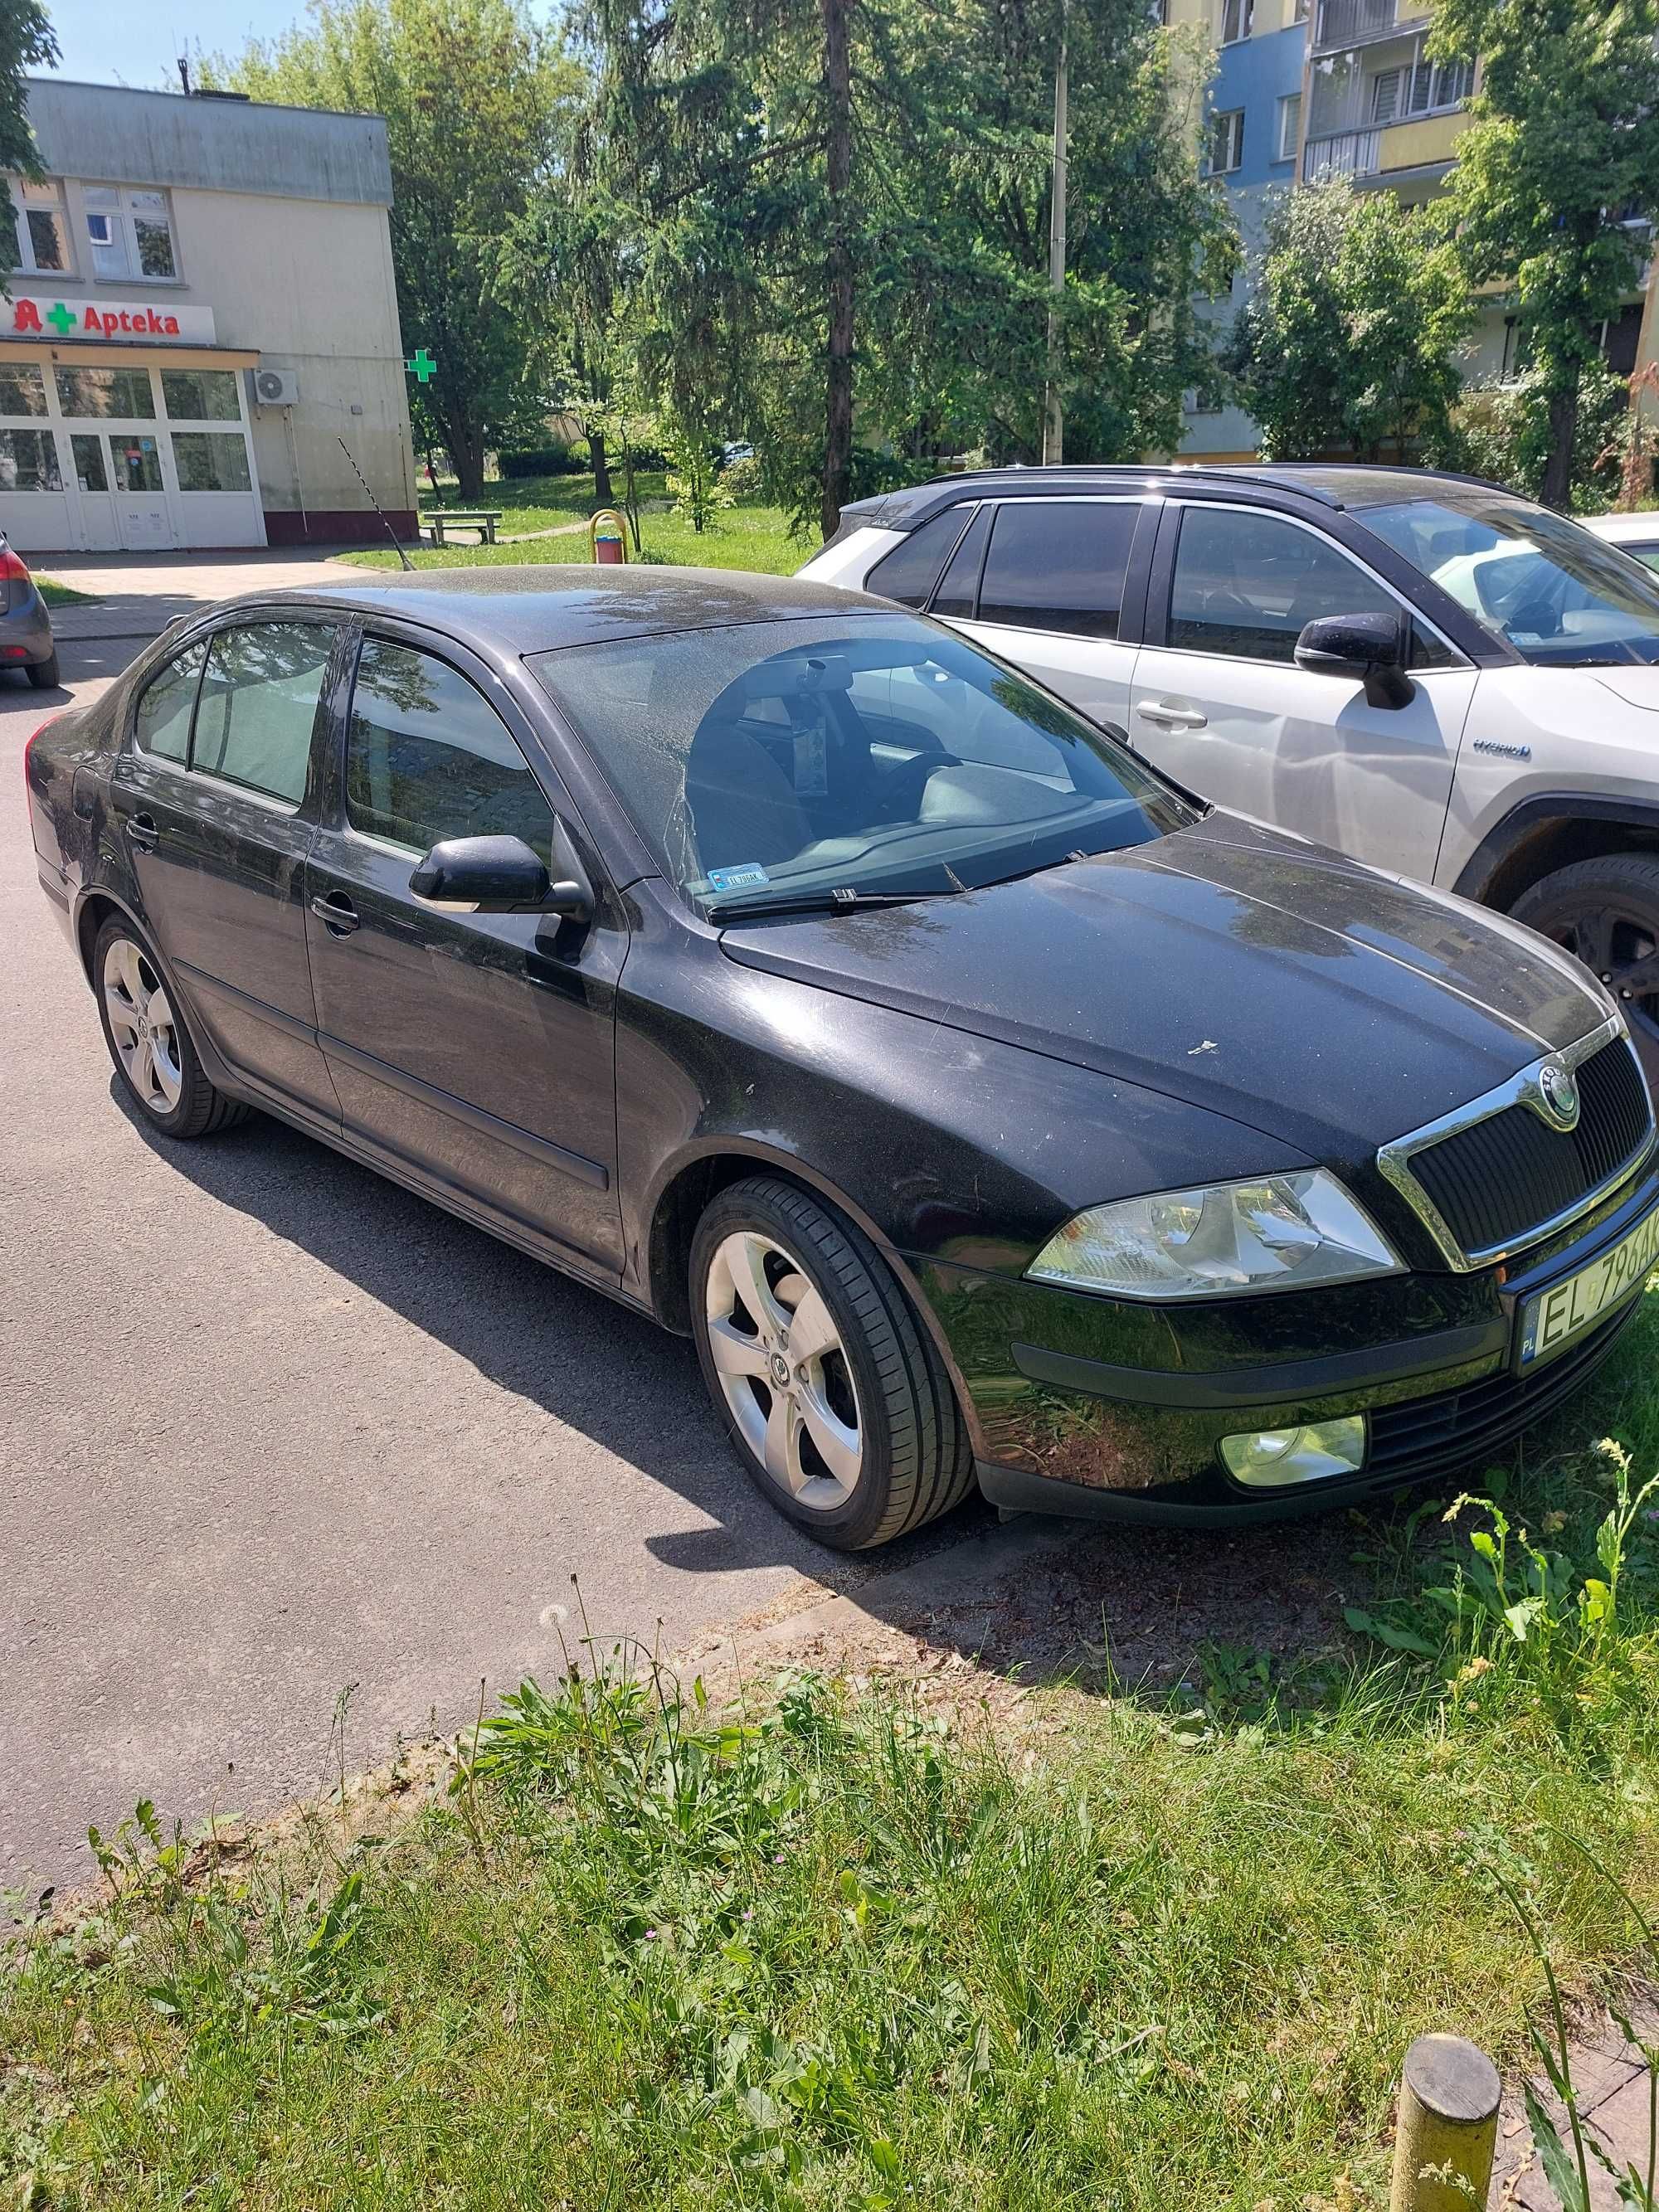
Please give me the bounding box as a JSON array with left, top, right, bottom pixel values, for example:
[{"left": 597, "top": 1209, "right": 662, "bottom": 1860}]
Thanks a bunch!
[{"left": 405, "top": 348, "right": 436, "bottom": 383}]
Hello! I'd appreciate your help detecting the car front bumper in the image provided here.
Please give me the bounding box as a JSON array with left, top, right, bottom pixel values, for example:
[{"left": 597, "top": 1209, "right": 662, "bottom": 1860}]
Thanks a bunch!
[{"left": 919, "top": 1159, "right": 1658, "bottom": 1525}]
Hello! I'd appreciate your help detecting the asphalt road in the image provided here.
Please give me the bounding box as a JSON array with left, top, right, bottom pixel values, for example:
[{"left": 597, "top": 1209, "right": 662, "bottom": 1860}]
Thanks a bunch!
[{"left": 1, "top": 558, "right": 997, "bottom": 1898}]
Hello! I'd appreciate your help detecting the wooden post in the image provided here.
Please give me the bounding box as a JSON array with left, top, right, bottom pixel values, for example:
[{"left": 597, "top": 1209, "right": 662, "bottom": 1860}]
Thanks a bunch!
[{"left": 1389, "top": 2035, "right": 1501, "bottom": 2212}]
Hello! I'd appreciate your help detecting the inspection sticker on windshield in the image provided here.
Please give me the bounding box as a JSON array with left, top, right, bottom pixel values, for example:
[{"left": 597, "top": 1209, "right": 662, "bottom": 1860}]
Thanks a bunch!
[
  {"left": 707, "top": 863, "right": 769, "bottom": 893},
  {"left": 1519, "top": 1203, "right": 1659, "bottom": 1369}
]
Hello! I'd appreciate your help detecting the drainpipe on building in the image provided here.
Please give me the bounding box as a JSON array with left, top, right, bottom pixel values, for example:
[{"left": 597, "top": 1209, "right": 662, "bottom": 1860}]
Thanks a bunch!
[{"left": 283, "top": 405, "right": 309, "bottom": 541}]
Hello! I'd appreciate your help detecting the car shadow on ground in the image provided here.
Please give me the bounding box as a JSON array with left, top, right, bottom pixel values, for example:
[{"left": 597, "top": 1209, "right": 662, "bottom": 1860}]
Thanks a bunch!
[{"left": 109, "top": 1077, "right": 1655, "bottom": 1685}]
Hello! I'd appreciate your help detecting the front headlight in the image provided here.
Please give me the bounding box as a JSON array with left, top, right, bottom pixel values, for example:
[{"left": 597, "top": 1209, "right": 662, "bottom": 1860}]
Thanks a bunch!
[{"left": 1026, "top": 1169, "right": 1402, "bottom": 1300}]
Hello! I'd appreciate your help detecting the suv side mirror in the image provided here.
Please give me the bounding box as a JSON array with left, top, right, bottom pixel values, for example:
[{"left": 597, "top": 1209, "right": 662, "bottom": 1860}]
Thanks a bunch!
[
  {"left": 1294, "top": 611, "right": 1416, "bottom": 711},
  {"left": 409, "top": 830, "right": 593, "bottom": 921}
]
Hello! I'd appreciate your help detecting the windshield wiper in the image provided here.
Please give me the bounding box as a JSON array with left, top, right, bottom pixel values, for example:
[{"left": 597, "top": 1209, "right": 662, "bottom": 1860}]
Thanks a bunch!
[{"left": 705, "top": 887, "right": 950, "bottom": 924}]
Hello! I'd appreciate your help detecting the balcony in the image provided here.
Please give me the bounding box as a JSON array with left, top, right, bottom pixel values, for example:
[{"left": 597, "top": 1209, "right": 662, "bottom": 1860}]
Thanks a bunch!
[
  {"left": 1302, "top": 128, "right": 1381, "bottom": 178},
  {"left": 1311, "top": 0, "right": 1429, "bottom": 54}
]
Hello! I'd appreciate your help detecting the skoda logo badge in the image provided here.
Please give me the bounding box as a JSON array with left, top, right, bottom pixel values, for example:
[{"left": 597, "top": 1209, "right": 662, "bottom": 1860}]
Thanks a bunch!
[{"left": 1536, "top": 1058, "right": 1580, "bottom": 1132}]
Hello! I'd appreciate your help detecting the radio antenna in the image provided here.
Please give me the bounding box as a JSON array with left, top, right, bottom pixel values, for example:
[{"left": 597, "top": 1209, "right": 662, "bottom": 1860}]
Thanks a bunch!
[{"left": 337, "top": 434, "right": 415, "bottom": 572}]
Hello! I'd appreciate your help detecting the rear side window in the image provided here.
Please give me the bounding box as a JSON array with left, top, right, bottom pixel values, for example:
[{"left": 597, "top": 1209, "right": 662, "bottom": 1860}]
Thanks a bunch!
[
  {"left": 977, "top": 500, "right": 1141, "bottom": 638},
  {"left": 134, "top": 639, "right": 204, "bottom": 763},
  {"left": 345, "top": 638, "right": 557, "bottom": 864},
  {"left": 1168, "top": 505, "right": 1455, "bottom": 666},
  {"left": 931, "top": 505, "right": 992, "bottom": 619},
  {"left": 192, "top": 622, "right": 334, "bottom": 804},
  {"left": 864, "top": 508, "right": 975, "bottom": 608}
]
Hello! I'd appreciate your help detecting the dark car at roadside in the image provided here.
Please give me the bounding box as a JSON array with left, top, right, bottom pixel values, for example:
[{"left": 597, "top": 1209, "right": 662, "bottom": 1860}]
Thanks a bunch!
[
  {"left": 1, "top": 534, "right": 59, "bottom": 688},
  {"left": 24, "top": 568, "right": 1659, "bottom": 1547}
]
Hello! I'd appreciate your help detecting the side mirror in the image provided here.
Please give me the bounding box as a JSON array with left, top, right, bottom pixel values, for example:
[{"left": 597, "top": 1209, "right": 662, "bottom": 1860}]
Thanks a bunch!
[
  {"left": 1294, "top": 611, "right": 1416, "bottom": 711},
  {"left": 409, "top": 830, "right": 593, "bottom": 921}
]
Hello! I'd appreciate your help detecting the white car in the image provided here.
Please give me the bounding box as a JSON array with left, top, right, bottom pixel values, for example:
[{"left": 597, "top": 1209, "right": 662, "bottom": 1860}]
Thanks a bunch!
[
  {"left": 800, "top": 463, "right": 1659, "bottom": 1085},
  {"left": 1586, "top": 510, "right": 1659, "bottom": 573}
]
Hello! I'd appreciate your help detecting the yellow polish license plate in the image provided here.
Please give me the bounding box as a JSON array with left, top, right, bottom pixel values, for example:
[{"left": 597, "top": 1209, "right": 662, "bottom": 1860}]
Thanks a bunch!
[{"left": 1519, "top": 1203, "right": 1659, "bottom": 1369}]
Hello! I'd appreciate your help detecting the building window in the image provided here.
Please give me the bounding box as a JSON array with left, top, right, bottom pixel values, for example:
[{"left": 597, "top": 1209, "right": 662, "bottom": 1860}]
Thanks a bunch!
[
  {"left": 172, "top": 432, "right": 253, "bottom": 493},
  {"left": 1276, "top": 92, "right": 1301, "bottom": 160},
  {"left": 1207, "top": 109, "right": 1245, "bottom": 173},
  {"left": 1219, "top": 0, "right": 1253, "bottom": 38},
  {"left": 70, "top": 433, "right": 108, "bottom": 492},
  {"left": 82, "top": 185, "right": 179, "bottom": 283},
  {"left": 162, "top": 369, "right": 241, "bottom": 423},
  {"left": 1371, "top": 49, "right": 1473, "bottom": 123},
  {"left": 55, "top": 366, "right": 156, "bottom": 420},
  {"left": 0, "top": 363, "right": 47, "bottom": 418},
  {"left": 0, "top": 427, "right": 62, "bottom": 492},
  {"left": 6, "top": 177, "right": 70, "bottom": 274}
]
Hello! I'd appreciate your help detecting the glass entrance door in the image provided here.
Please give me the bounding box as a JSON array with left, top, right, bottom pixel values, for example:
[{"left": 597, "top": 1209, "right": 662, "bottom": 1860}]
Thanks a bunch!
[
  {"left": 70, "top": 432, "right": 119, "bottom": 550},
  {"left": 106, "top": 432, "right": 170, "bottom": 547}
]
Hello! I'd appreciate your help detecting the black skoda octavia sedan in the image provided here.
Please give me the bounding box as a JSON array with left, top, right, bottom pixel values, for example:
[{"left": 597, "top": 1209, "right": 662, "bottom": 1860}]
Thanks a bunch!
[{"left": 25, "top": 570, "right": 1659, "bottom": 1548}]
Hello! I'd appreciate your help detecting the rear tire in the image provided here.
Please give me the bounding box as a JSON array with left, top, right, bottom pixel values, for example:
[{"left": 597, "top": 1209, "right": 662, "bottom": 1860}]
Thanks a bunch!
[
  {"left": 1510, "top": 854, "right": 1659, "bottom": 1089},
  {"left": 92, "top": 914, "right": 248, "bottom": 1140},
  {"left": 27, "top": 648, "right": 59, "bottom": 688},
  {"left": 690, "top": 1175, "right": 974, "bottom": 1550}
]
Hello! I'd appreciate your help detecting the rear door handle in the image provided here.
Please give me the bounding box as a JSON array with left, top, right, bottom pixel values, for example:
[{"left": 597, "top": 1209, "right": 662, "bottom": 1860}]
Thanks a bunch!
[
  {"left": 309, "top": 891, "right": 360, "bottom": 936},
  {"left": 1136, "top": 698, "right": 1209, "bottom": 732},
  {"left": 124, "top": 811, "right": 158, "bottom": 851}
]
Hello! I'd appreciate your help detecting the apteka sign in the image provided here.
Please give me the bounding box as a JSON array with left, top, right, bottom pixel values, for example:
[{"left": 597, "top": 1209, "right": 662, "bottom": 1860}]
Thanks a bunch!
[{"left": 7, "top": 294, "right": 217, "bottom": 345}]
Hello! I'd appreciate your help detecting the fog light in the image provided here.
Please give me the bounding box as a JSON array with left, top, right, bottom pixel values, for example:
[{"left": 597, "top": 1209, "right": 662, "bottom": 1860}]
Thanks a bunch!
[{"left": 1219, "top": 1415, "right": 1367, "bottom": 1489}]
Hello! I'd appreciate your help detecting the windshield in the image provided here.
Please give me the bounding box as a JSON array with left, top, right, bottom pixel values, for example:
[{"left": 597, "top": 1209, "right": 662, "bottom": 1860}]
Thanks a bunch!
[
  {"left": 1358, "top": 489, "right": 1659, "bottom": 667},
  {"left": 530, "top": 614, "right": 1196, "bottom": 912}
]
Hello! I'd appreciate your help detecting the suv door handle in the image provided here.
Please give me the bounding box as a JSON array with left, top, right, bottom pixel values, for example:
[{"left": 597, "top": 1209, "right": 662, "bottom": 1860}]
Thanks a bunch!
[
  {"left": 1136, "top": 698, "right": 1209, "bottom": 732},
  {"left": 309, "top": 891, "right": 360, "bottom": 937},
  {"left": 124, "top": 812, "right": 158, "bottom": 851}
]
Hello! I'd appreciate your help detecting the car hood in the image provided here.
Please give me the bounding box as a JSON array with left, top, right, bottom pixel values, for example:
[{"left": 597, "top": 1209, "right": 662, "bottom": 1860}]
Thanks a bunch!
[
  {"left": 1593, "top": 668, "right": 1659, "bottom": 712},
  {"left": 718, "top": 814, "right": 1607, "bottom": 1164}
]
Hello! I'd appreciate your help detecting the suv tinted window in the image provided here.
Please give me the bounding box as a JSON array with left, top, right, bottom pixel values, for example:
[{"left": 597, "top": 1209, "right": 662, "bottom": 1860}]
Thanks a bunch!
[
  {"left": 192, "top": 623, "right": 334, "bottom": 803},
  {"left": 1168, "top": 506, "right": 1452, "bottom": 666},
  {"left": 346, "top": 638, "right": 557, "bottom": 863},
  {"left": 134, "top": 639, "right": 204, "bottom": 763},
  {"left": 865, "top": 508, "right": 975, "bottom": 609},
  {"left": 932, "top": 505, "right": 992, "bottom": 619},
  {"left": 978, "top": 500, "right": 1140, "bottom": 638}
]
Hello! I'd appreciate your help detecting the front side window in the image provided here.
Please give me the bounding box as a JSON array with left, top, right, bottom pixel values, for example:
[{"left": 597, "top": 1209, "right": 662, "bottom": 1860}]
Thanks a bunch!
[
  {"left": 346, "top": 639, "right": 557, "bottom": 863},
  {"left": 192, "top": 623, "right": 334, "bottom": 804},
  {"left": 1360, "top": 492, "right": 1659, "bottom": 667},
  {"left": 976, "top": 500, "right": 1141, "bottom": 639},
  {"left": 172, "top": 432, "right": 252, "bottom": 493},
  {"left": 134, "top": 640, "right": 206, "bottom": 763},
  {"left": 83, "top": 185, "right": 178, "bottom": 283},
  {"left": 531, "top": 615, "right": 1197, "bottom": 912},
  {"left": 0, "top": 428, "right": 61, "bottom": 492},
  {"left": 1167, "top": 505, "right": 1447, "bottom": 665},
  {"left": 865, "top": 508, "right": 976, "bottom": 609},
  {"left": 55, "top": 367, "right": 154, "bottom": 420}
]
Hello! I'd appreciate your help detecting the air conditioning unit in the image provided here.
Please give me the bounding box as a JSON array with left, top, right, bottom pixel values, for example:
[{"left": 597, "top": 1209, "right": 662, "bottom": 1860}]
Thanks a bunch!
[{"left": 249, "top": 367, "right": 299, "bottom": 409}]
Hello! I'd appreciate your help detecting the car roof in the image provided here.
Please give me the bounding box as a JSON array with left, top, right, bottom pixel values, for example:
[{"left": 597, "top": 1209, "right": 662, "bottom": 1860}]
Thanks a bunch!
[
  {"left": 216, "top": 563, "right": 894, "bottom": 653},
  {"left": 1586, "top": 511, "right": 1659, "bottom": 537},
  {"left": 835, "top": 461, "right": 1523, "bottom": 537}
]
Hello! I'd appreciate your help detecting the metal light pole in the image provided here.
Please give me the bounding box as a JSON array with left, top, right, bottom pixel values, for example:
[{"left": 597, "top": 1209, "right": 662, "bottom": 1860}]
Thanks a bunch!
[{"left": 1041, "top": 12, "right": 1068, "bottom": 467}]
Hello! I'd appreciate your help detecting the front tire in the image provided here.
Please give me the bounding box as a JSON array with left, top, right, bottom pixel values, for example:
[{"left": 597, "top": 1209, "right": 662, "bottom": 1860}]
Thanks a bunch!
[
  {"left": 1510, "top": 855, "right": 1659, "bottom": 1087},
  {"left": 93, "top": 915, "right": 248, "bottom": 1139},
  {"left": 690, "top": 1175, "right": 974, "bottom": 1550}
]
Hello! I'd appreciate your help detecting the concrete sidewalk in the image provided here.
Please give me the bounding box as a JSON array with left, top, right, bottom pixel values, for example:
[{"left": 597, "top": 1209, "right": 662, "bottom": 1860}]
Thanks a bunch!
[{"left": 40, "top": 546, "right": 370, "bottom": 645}]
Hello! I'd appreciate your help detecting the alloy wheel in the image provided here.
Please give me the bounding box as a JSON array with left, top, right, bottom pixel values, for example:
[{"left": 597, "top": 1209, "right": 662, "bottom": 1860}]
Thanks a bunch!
[
  {"left": 103, "top": 936, "right": 183, "bottom": 1116},
  {"left": 1546, "top": 902, "right": 1659, "bottom": 1063},
  {"left": 703, "top": 1229, "right": 864, "bottom": 1510}
]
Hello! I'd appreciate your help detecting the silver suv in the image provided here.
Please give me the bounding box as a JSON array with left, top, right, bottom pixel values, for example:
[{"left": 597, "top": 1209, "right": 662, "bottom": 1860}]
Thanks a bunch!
[{"left": 800, "top": 464, "right": 1659, "bottom": 1085}]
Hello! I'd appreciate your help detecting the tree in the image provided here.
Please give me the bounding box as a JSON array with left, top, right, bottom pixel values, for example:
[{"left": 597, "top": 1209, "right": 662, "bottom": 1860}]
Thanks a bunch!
[
  {"left": 207, "top": 0, "right": 580, "bottom": 499},
  {"left": 1228, "top": 180, "right": 1472, "bottom": 463},
  {"left": 1431, "top": 0, "right": 1659, "bottom": 509},
  {"left": 0, "top": 0, "right": 59, "bottom": 294}
]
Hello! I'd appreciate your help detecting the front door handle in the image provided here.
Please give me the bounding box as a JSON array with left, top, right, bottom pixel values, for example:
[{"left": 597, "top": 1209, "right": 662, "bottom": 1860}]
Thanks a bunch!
[
  {"left": 124, "top": 811, "right": 158, "bottom": 851},
  {"left": 309, "top": 891, "right": 360, "bottom": 937},
  {"left": 1136, "top": 698, "right": 1209, "bottom": 732}
]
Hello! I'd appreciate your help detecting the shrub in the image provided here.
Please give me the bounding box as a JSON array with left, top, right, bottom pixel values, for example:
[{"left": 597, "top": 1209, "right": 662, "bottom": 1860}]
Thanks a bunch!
[
  {"left": 1452, "top": 361, "right": 1630, "bottom": 511},
  {"left": 498, "top": 444, "right": 585, "bottom": 479},
  {"left": 719, "top": 453, "right": 763, "bottom": 500}
]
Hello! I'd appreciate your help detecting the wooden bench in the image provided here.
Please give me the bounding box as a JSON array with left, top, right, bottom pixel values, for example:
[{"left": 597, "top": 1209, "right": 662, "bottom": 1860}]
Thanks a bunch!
[{"left": 425, "top": 508, "right": 505, "bottom": 547}]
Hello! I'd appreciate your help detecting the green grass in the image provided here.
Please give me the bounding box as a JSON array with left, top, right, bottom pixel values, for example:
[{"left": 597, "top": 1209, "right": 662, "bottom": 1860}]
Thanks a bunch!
[
  {"left": 6, "top": 1286, "right": 1659, "bottom": 2209},
  {"left": 34, "top": 576, "right": 100, "bottom": 607},
  {"left": 338, "top": 469, "right": 812, "bottom": 578}
]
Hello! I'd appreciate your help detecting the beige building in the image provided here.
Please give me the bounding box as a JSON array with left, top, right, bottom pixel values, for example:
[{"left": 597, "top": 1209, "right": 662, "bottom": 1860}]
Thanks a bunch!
[{"left": 0, "top": 76, "right": 416, "bottom": 553}]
